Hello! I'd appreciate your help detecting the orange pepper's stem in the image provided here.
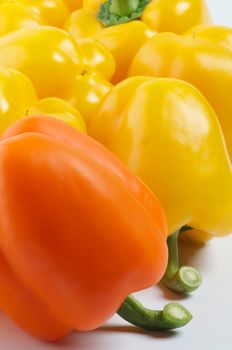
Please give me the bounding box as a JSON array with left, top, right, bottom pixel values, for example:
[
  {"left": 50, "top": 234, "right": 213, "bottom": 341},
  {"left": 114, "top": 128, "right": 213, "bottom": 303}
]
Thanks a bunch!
[
  {"left": 162, "top": 228, "right": 202, "bottom": 294},
  {"left": 117, "top": 295, "right": 192, "bottom": 330},
  {"left": 98, "top": 0, "right": 150, "bottom": 27}
]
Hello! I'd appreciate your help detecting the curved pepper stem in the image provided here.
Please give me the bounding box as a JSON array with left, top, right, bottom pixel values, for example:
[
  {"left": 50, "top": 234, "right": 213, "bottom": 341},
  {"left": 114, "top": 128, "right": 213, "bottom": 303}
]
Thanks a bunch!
[
  {"left": 162, "top": 227, "right": 202, "bottom": 294},
  {"left": 98, "top": 0, "right": 149, "bottom": 27},
  {"left": 117, "top": 295, "right": 192, "bottom": 330},
  {"left": 110, "top": 0, "right": 139, "bottom": 16}
]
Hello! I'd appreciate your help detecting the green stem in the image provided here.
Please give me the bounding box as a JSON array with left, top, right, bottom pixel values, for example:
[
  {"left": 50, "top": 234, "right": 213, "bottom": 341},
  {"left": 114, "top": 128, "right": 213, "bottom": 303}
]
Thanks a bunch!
[
  {"left": 117, "top": 295, "right": 192, "bottom": 330},
  {"left": 162, "top": 227, "right": 202, "bottom": 294},
  {"left": 110, "top": 0, "right": 139, "bottom": 16},
  {"left": 98, "top": 0, "right": 150, "bottom": 27}
]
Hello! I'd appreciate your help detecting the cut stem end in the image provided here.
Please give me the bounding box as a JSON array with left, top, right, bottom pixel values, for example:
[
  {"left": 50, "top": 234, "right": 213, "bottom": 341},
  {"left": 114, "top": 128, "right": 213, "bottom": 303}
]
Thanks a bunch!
[
  {"left": 117, "top": 295, "right": 192, "bottom": 331},
  {"left": 162, "top": 227, "right": 202, "bottom": 294}
]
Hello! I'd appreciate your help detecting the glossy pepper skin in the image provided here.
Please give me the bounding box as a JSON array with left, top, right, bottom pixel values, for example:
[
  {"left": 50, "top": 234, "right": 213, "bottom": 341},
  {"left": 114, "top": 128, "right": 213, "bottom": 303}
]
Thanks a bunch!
[
  {"left": 83, "top": 0, "right": 210, "bottom": 33},
  {"left": 0, "top": 66, "right": 37, "bottom": 135},
  {"left": 141, "top": 0, "right": 211, "bottom": 34},
  {"left": 83, "top": 0, "right": 104, "bottom": 10},
  {"left": 63, "top": 8, "right": 155, "bottom": 83},
  {"left": 0, "top": 115, "right": 167, "bottom": 340},
  {"left": 64, "top": 0, "right": 82, "bottom": 11},
  {"left": 0, "top": 26, "right": 83, "bottom": 99},
  {"left": 77, "top": 38, "right": 115, "bottom": 80},
  {"left": 0, "top": 0, "right": 70, "bottom": 27},
  {"left": 0, "top": 2, "right": 43, "bottom": 35},
  {"left": 65, "top": 73, "right": 112, "bottom": 127},
  {"left": 185, "top": 24, "right": 232, "bottom": 51},
  {"left": 63, "top": 0, "right": 210, "bottom": 83},
  {"left": 89, "top": 77, "right": 232, "bottom": 241},
  {"left": 63, "top": 8, "right": 103, "bottom": 38},
  {"left": 29, "top": 97, "right": 86, "bottom": 133},
  {"left": 128, "top": 28, "right": 232, "bottom": 160}
]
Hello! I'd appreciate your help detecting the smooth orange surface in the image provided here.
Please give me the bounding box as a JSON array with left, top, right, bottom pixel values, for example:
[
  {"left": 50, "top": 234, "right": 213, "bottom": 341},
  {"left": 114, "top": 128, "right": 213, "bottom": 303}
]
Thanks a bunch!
[{"left": 0, "top": 116, "right": 167, "bottom": 340}]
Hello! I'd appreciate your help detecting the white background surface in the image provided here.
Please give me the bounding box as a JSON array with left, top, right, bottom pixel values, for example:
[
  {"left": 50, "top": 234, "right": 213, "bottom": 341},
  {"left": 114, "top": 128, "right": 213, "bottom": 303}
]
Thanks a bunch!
[
  {"left": 0, "top": 1, "right": 231, "bottom": 350},
  {"left": 207, "top": 0, "right": 232, "bottom": 26}
]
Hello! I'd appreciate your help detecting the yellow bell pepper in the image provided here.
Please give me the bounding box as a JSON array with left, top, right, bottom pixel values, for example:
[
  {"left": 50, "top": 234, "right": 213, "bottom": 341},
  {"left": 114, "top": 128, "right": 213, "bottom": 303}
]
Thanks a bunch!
[
  {"left": 95, "top": 20, "right": 155, "bottom": 83},
  {"left": 0, "top": 66, "right": 37, "bottom": 134},
  {"left": 90, "top": 76, "right": 232, "bottom": 238},
  {"left": 185, "top": 24, "right": 232, "bottom": 51},
  {"left": 77, "top": 38, "right": 115, "bottom": 80},
  {"left": 63, "top": 8, "right": 155, "bottom": 83},
  {"left": 0, "top": 26, "right": 83, "bottom": 99},
  {"left": 128, "top": 27, "right": 232, "bottom": 160},
  {"left": 66, "top": 73, "right": 112, "bottom": 127},
  {"left": 64, "top": 0, "right": 83, "bottom": 11},
  {"left": 0, "top": 2, "right": 43, "bottom": 36},
  {"left": 63, "top": 0, "right": 211, "bottom": 83},
  {"left": 28, "top": 97, "right": 86, "bottom": 133},
  {"left": 82, "top": 0, "right": 211, "bottom": 33},
  {"left": 142, "top": 0, "right": 211, "bottom": 34},
  {"left": 0, "top": 0, "right": 71, "bottom": 27},
  {"left": 83, "top": 0, "right": 104, "bottom": 10},
  {"left": 63, "top": 8, "right": 104, "bottom": 38},
  {"left": 89, "top": 76, "right": 232, "bottom": 292}
]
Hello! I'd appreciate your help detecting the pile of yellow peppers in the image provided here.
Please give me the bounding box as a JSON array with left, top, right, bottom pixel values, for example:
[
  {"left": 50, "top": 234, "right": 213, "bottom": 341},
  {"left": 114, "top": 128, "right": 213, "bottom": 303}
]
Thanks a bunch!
[{"left": 0, "top": 0, "right": 231, "bottom": 341}]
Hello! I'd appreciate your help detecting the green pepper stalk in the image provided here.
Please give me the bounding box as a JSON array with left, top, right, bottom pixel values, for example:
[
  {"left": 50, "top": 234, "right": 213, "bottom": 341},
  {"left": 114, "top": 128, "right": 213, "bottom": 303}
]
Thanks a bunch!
[
  {"left": 162, "top": 227, "right": 202, "bottom": 294},
  {"left": 98, "top": 0, "right": 150, "bottom": 26},
  {"left": 118, "top": 295, "right": 192, "bottom": 330},
  {"left": 117, "top": 226, "right": 194, "bottom": 329}
]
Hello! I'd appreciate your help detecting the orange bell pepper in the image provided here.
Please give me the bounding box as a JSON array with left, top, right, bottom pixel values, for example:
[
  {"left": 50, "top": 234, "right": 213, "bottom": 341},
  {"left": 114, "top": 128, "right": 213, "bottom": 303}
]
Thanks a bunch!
[{"left": 0, "top": 116, "right": 192, "bottom": 340}]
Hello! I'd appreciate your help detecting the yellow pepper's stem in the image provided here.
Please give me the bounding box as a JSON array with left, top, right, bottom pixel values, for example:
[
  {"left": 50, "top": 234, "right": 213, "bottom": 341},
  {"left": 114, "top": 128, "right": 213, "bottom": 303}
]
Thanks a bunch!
[
  {"left": 117, "top": 295, "right": 192, "bottom": 330},
  {"left": 98, "top": 0, "right": 150, "bottom": 27},
  {"left": 110, "top": 0, "right": 139, "bottom": 16},
  {"left": 162, "top": 227, "right": 202, "bottom": 294}
]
